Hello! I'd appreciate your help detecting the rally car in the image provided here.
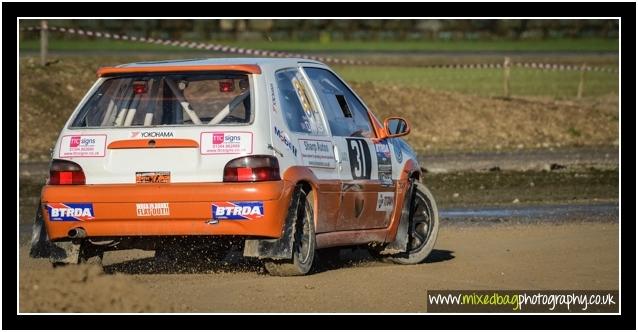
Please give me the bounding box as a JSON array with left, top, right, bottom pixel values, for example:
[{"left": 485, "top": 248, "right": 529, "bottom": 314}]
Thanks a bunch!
[{"left": 30, "top": 57, "right": 439, "bottom": 276}]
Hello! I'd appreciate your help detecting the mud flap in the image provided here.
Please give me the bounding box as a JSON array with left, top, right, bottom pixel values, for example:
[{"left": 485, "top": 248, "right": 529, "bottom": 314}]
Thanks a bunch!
[
  {"left": 49, "top": 241, "right": 82, "bottom": 264},
  {"left": 243, "top": 186, "right": 305, "bottom": 260},
  {"left": 29, "top": 202, "right": 57, "bottom": 258},
  {"left": 379, "top": 181, "right": 416, "bottom": 255},
  {"left": 30, "top": 201, "right": 84, "bottom": 263}
]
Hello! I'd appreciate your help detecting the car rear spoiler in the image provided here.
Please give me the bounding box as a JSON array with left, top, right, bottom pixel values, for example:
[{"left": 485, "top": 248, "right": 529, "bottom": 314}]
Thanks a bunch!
[{"left": 96, "top": 64, "right": 262, "bottom": 77}]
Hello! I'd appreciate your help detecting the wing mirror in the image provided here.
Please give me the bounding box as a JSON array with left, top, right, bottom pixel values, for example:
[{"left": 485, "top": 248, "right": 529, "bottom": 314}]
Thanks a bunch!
[{"left": 382, "top": 117, "right": 410, "bottom": 139}]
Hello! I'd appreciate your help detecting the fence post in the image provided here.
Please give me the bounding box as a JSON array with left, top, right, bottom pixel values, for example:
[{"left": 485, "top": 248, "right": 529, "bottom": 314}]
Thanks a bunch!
[
  {"left": 577, "top": 63, "right": 586, "bottom": 99},
  {"left": 40, "top": 20, "right": 48, "bottom": 66},
  {"left": 503, "top": 57, "right": 511, "bottom": 99}
]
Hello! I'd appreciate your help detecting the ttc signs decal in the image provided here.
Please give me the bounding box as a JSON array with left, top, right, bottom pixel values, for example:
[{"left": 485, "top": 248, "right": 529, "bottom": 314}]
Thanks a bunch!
[
  {"left": 200, "top": 132, "right": 253, "bottom": 155},
  {"left": 59, "top": 135, "right": 107, "bottom": 158},
  {"left": 346, "top": 138, "right": 372, "bottom": 180}
]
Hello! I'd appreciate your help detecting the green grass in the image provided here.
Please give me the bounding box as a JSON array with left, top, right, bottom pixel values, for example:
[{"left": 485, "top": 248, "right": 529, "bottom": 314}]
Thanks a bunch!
[
  {"left": 334, "top": 66, "right": 619, "bottom": 98},
  {"left": 19, "top": 37, "right": 619, "bottom": 53}
]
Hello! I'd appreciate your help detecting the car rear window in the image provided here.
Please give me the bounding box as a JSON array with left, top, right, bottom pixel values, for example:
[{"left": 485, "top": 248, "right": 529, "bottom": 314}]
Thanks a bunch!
[{"left": 70, "top": 73, "right": 253, "bottom": 128}]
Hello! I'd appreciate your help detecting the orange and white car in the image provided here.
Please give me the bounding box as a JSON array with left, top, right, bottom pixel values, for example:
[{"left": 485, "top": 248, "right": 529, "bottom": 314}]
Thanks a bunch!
[{"left": 30, "top": 57, "right": 439, "bottom": 276}]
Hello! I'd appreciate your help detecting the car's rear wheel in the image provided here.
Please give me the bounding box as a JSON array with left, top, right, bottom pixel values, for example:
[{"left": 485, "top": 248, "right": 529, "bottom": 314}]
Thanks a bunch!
[
  {"left": 386, "top": 183, "right": 439, "bottom": 265},
  {"left": 263, "top": 188, "right": 316, "bottom": 276}
]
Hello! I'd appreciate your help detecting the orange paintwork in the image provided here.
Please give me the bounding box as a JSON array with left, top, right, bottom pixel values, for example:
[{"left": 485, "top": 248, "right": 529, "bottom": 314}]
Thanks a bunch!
[
  {"left": 42, "top": 181, "right": 294, "bottom": 240},
  {"left": 97, "top": 64, "right": 262, "bottom": 77},
  {"left": 282, "top": 167, "right": 341, "bottom": 234},
  {"left": 42, "top": 156, "right": 420, "bottom": 247},
  {"left": 316, "top": 228, "right": 388, "bottom": 248},
  {"left": 108, "top": 139, "right": 199, "bottom": 149},
  {"left": 336, "top": 181, "right": 395, "bottom": 231},
  {"left": 281, "top": 164, "right": 419, "bottom": 248}
]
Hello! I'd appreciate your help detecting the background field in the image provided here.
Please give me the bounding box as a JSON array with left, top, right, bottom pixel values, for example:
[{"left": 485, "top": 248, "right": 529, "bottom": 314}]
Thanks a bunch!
[
  {"left": 19, "top": 52, "right": 619, "bottom": 161},
  {"left": 18, "top": 38, "right": 620, "bottom": 53}
]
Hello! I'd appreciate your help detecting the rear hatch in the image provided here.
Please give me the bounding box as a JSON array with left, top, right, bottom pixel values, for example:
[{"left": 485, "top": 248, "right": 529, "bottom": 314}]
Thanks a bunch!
[{"left": 56, "top": 69, "right": 261, "bottom": 185}]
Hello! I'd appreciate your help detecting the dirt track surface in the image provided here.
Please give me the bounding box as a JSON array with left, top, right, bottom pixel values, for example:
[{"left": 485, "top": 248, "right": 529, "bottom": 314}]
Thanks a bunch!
[{"left": 19, "top": 221, "right": 618, "bottom": 313}]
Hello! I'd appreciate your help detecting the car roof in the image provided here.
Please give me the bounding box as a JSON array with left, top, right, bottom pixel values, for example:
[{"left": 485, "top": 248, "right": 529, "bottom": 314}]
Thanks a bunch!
[
  {"left": 96, "top": 57, "right": 328, "bottom": 77},
  {"left": 117, "top": 57, "right": 325, "bottom": 69}
]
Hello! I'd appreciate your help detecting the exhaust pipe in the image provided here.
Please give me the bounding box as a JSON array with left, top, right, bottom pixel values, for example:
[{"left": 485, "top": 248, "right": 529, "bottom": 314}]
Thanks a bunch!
[{"left": 68, "top": 228, "right": 87, "bottom": 239}]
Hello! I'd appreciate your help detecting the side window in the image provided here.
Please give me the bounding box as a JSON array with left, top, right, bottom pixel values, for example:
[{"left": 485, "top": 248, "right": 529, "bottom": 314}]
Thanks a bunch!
[
  {"left": 275, "top": 69, "right": 326, "bottom": 136},
  {"left": 304, "top": 67, "right": 375, "bottom": 138}
]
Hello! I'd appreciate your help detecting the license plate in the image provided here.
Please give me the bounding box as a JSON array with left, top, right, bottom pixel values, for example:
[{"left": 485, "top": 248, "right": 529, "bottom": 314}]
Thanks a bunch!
[{"left": 136, "top": 171, "right": 170, "bottom": 184}]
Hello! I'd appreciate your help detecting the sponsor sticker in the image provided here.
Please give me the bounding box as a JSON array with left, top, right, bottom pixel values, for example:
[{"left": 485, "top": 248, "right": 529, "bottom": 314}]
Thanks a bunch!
[
  {"left": 299, "top": 139, "right": 336, "bottom": 168},
  {"left": 376, "top": 192, "right": 395, "bottom": 212},
  {"left": 59, "top": 135, "right": 107, "bottom": 158},
  {"left": 46, "top": 203, "right": 95, "bottom": 221},
  {"left": 375, "top": 141, "right": 393, "bottom": 186},
  {"left": 136, "top": 171, "right": 171, "bottom": 184},
  {"left": 200, "top": 132, "right": 253, "bottom": 155},
  {"left": 211, "top": 201, "right": 264, "bottom": 220},
  {"left": 274, "top": 126, "right": 298, "bottom": 157},
  {"left": 130, "top": 131, "right": 175, "bottom": 138},
  {"left": 136, "top": 203, "right": 170, "bottom": 217}
]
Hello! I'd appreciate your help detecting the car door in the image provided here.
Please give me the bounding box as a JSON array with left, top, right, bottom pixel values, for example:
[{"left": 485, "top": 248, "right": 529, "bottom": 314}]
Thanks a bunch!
[
  {"left": 303, "top": 66, "right": 396, "bottom": 231},
  {"left": 270, "top": 67, "right": 341, "bottom": 234}
]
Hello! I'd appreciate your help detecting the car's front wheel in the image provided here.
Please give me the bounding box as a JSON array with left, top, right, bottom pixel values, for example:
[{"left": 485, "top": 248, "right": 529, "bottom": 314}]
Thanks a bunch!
[
  {"left": 263, "top": 188, "right": 316, "bottom": 276},
  {"left": 386, "top": 182, "right": 439, "bottom": 265}
]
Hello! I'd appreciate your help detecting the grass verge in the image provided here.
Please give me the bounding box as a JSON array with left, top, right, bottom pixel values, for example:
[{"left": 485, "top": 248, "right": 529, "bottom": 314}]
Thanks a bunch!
[
  {"left": 425, "top": 168, "right": 618, "bottom": 208},
  {"left": 18, "top": 56, "right": 618, "bottom": 161}
]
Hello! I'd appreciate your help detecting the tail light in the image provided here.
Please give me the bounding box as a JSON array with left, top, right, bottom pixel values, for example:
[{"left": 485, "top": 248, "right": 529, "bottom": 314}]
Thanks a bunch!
[
  {"left": 223, "top": 155, "right": 280, "bottom": 182},
  {"left": 49, "top": 159, "right": 86, "bottom": 185}
]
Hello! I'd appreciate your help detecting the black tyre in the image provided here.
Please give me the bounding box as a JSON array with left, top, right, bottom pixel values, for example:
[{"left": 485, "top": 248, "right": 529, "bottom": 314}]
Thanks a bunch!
[
  {"left": 386, "top": 183, "right": 439, "bottom": 265},
  {"left": 264, "top": 188, "right": 316, "bottom": 276}
]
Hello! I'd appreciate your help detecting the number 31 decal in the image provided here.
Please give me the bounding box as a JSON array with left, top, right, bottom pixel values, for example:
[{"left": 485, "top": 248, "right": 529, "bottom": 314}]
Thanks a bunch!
[{"left": 346, "top": 138, "right": 372, "bottom": 180}]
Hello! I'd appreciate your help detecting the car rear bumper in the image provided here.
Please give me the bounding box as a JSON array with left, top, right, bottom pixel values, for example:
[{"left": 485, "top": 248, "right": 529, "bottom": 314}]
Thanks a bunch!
[{"left": 41, "top": 181, "right": 294, "bottom": 241}]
